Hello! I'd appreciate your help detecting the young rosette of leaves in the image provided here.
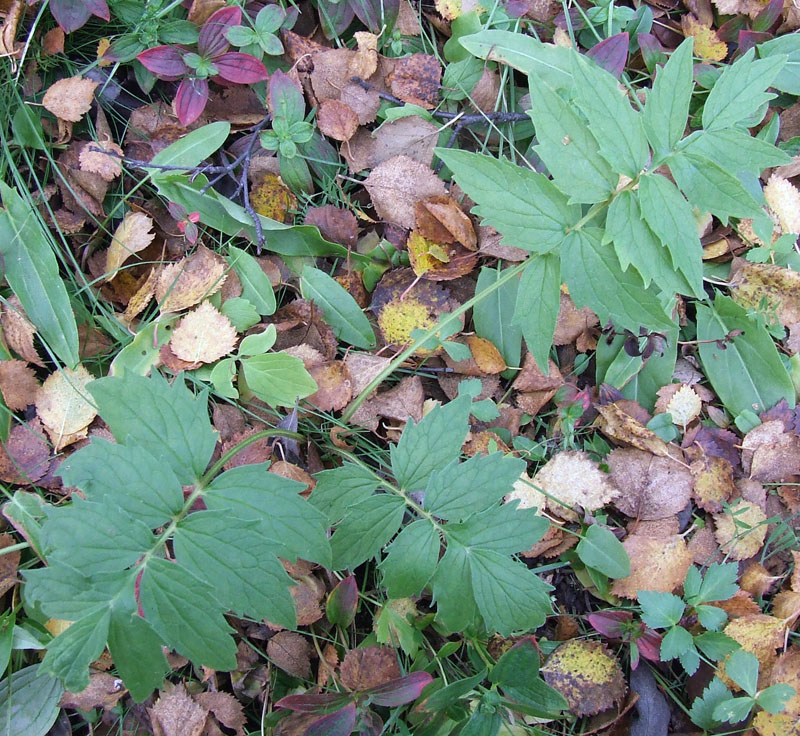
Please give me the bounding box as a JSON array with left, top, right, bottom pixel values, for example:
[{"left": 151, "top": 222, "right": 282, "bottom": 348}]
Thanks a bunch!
[
  {"left": 137, "top": 6, "right": 269, "bottom": 126},
  {"left": 311, "top": 387, "right": 553, "bottom": 636},
  {"left": 23, "top": 372, "right": 330, "bottom": 700}
]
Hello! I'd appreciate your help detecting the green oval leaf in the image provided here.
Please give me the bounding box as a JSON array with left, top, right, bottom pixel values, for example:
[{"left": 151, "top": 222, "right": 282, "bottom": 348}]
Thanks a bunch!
[{"left": 576, "top": 525, "right": 631, "bottom": 579}]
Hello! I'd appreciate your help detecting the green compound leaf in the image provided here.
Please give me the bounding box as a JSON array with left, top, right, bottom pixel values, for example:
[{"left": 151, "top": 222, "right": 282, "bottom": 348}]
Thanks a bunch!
[
  {"left": 330, "top": 494, "right": 406, "bottom": 570},
  {"left": 430, "top": 543, "right": 479, "bottom": 633},
  {"left": 757, "top": 34, "right": 800, "bottom": 94},
  {"left": 436, "top": 149, "right": 578, "bottom": 253},
  {"left": 301, "top": 266, "right": 376, "bottom": 349},
  {"left": 696, "top": 294, "right": 794, "bottom": 416},
  {"left": 659, "top": 625, "right": 694, "bottom": 661},
  {"left": 445, "top": 503, "right": 549, "bottom": 556},
  {"left": 638, "top": 590, "right": 686, "bottom": 629},
  {"left": 0, "top": 182, "right": 80, "bottom": 368},
  {"left": 380, "top": 519, "right": 440, "bottom": 598},
  {"left": 310, "top": 464, "right": 378, "bottom": 524},
  {"left": 681, "top": 128, "right": 791, "bottom": 177},
  {"left": 512, "top": 253, "right": 560, "bottom": 372}
]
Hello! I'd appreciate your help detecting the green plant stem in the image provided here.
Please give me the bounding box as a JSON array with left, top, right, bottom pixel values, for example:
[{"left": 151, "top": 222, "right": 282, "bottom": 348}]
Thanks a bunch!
[
  {"left": 341, "top": 260, "right": 528, "bottom": 423},
  {"left": 201, "top": 428, "right": 305, "bottom": 483},
  {"left": 0, "top": 541, "right": 28, "bottom": 557}
]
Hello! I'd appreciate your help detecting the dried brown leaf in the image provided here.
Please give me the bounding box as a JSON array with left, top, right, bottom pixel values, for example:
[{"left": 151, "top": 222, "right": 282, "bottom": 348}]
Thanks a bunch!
[
  {"left": 305, "top": 206, "right": 358, "bottom": 248},
  {"left": 610, "top": 534, "right": 693, "bottom": 599},
  {"left": 386, "top": 54, "right": 441, "bottom": 108},
  {"left": 742, "top": 420, "right": 800, "bottom": 482},
  {"left": 194, "top": 691, "right": 246, "bottom": 736},
  {"left": 149, "top": 682, "right": 208, "bottom": 736},
  {"left": 719, "top": 614, "right": 786, "bottom": 688},
  {"left": 596, "top": 403, "right": 670, "bottom": 456},
  {"left": 35, "top": 365, "right": 97, "bottom": 450},
  {"left": 61, "top": 672, "right": 127, "bottom": 712},
  {"left": 339, "top": 646, "right": 400, "bottom": 691},
  {"left": 0, "top": 359, "right": 39, "bottom": 411},
  {"left": 344, "top": 118, "right": 440, "bottom": 173},
  {"left": 79, "top": 138, "right": 123, "bottom": 181},
  {"left": 105, "top": 211, "right": 156, "bottom": 279},
  {"left": 43, "top": 76, "right": 98, "bottom": 122},
  {"left": 156, "top": 246, "right": 227, "bottom": 313},
  {"left": 714, "top": 499, "right": 768, "bottom": 560},
  {"left": 690, "top": 454, "right": 736, "bottom": 513},
  {"left": 267, "top": 631, "right": 312, "bottom": 679},
  {"left": 307, "top": 361, "right": 353, "bottom": 412},
  {"left": 1, "top": 296, "right": 42, "bottom": 366},
  {"left": 0, "top": 418, "right": 50, "bottom": 484}
]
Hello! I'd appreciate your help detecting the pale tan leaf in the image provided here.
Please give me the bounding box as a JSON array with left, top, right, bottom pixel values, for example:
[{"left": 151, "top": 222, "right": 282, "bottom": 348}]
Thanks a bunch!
[
  {"left": 105, "top": 212, "right": 156, "bottom": 280},
  {"left": 35, "top": 365, "right": 97, "bottom": 450},
  {"left": 149, "top": 682, "right": 208, "bottom": 736},
  {"left": 42, "top": 76, "right": 99, "bottom": 122},
  {"left": 611, "top": 534, "right": 693, "bottom": 599},
  {"left": 156, "top": 246, "right": 227, "bottom": 313},
  {"left": 169, "top": 301, "right": 237, "bottom": 364},
  {"left": 0, "top": 359, "right": 39, "bottom": 411},
  {"left": 714, "top": 499, "right": 768, "bottom": 560}
]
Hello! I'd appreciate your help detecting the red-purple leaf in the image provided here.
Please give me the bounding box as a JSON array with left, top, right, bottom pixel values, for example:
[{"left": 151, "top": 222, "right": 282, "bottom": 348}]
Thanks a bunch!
[
  {"left": 587, "top": 610, "right": 631, "bottom": 638},
  {"left": 326, "top": 574, "right": 358, "bottom": 628},
  {"left": 737, "top": 30, "right": 772, "bottom": 54},
  {"left": 586, "top": 33, "right": 629, "bottom": 78},
  {"left": 636, "top": 629, "right": 663, "bottom": 663},
  {"left": 351, "top": 0, "right": 399, "bottom": 33},
  {"left": 137, "top": 46, "right": 189, "bottom": 80},
  {"left": 717, "top": 15, "right": 748, "bottom": 43},
  {"left": 214, "top": 52, "right": 270, "bottom": 84},
  {"left": 276, "top": 693, "right": 352, "bottom": 714},
  {"left": 366, "top": 672, "right": 433, "bottom": 707},
  {"left": 753, "top": 0, "right": 782, "bottom": 33},
  {"left": 637, "top": 33, "right": 668, "bottom": 73},
  {"left": 305, "top": 704, "right": 358, "bottom": 736},
  {"left": 269, "top": 70, "right": 306, "bottom": 122},
  {"left": 174, "top": 77, "right": 209, "bottom": 126},
  {"left": 49, "top": 0, "right": 108, "bottom": 33},
  {"left": 198, "top": 5, "right": 241, "bottom": 58}
]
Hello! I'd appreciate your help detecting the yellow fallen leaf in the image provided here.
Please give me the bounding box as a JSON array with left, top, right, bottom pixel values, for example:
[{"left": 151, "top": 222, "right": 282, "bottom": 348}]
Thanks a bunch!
[
  {"left": 35, "top": 365, "right": 97, "bottom": 450},
  {"left": 105, "top": 212, "right": 155, "bottom": 280},
  {"left": 170, "top": 301, "right": 237, "bottom": 364}
]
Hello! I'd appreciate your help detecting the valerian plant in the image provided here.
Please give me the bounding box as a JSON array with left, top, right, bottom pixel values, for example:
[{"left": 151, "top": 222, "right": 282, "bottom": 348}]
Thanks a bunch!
[
  {"left": 439, "top": 34, "right": 797, "bottom": 417},
  {"left": 24, "top": 372, "right": 330, "bottom": 700},
  {"left": 137, "top": 6, "right": 269, "bottom": 126}
]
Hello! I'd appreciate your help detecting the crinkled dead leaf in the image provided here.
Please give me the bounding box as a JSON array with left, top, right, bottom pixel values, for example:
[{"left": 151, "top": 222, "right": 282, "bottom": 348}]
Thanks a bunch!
[
  {"left": 0, "top": 418, "right": 50, "bottom": 484},
  {"left": 553, "top": 291, "right": 599, "bottom": 346},
  {"left": 414, "top": 195, "right": 477, "bottom": 250},
  {"left": 194, "top": 691, "right": 246, "bottom": 736},
  {"left": 742, "top": 420, "right": 800, "bottom": 482},
  {"left": 35, "top": 365, "right": 97, "bottom": 450},
  {"left": 57, "top": 142, "right": 109, "bottom": 217},
  {"left": 340, "top": 645, "right": 401, "bottom": 691},
  {"left": 149, "top": 682, "right": 208, "bottom": 736},
  {"left": 596, "top": 403, "right": 670, "bottom": 456},
  {"left": 350, "top": 375, "right": 424, "bottom": 431},
  {"left": 61, "top": 672, "right": 127, "bottom": 712},
  {"left": 0, "top": 533, "right": 20, "bottom": 597},
  {"left": 731, "top": 263, "right": 800, "bottom": 327},
  {"left": 307, "top": 361, "right": 353, "bottom": 412},
  {"left": 541, "top": 640, "right": 626, "bottom": 716},
  {"left": 1, "top": 296, "right": 42, "bottom": 366},
  {"left": 349, "top": 31, "right": 379, "bottom": 79},
  {"left": 0, "top": 359, "right": 39, "bottom": 411},
  {"left": 156, "top": 245, "right": 227, "bottom": 313},
  {"left": 289, "top": 577, "right": 325, "bottom": 626},
  {"left": 407, "top": 230, "right": 478, "bottom": 280},
  {"left": 339, "top": 82, "right": 381, "bottom": 126},
  {"left": 714, "top": 499, "right": 768, "bottom": 560},
  {"left": 504, "top": 471, "right": 547, "bottom": 513},
  {"left": 607, "top": 448, "right": 692, "bottom": 520},
  {"left": 105, "top": 211, "right": 156, "bottom": 280},
  {"left": 514, "top": 354, "right": 564, "bottom": 393},
  {"left": 251, "top": 173, "right": 297, "bottom": 223},
  {"left": 661, "top": 384, "right": 702, "bottom": 428},
  {"left": 690, "top": 454, "right": 736, "bottom": 513},
  {"left": 681, "top": 15, "right": 727, "bottom": 61},
  {"left": 122, "top": 266, "right": 160, "bottom": 323},
  {"left": 610, "top": 534, "right": 693, "bottom": 598},
  {"left": 532, "top": 450, "right": 619, "bottom": 521},
  {"left": 386, "top": 53, "right": 441, "bottom": 109},
  {"left": 79, "top": 138, "right": 123, "bottom": 181},
  {"left": 305, "top": 206, "right": 359, "bottom": 248},
  {"left": 719, "top": 614, "right": 786, "bottom": 689},
  {"left": 343, "top": 352, "right": 391, "bottom": 396},
  {"left": 364, "top": 155, "right": 447, "bottom": 229},
  {"left": 43, "top": 76, "right": 98, "bottom": 122},
  {"left": 344, "top": 117, "right": 441, "bottom": 173},
  {"left": 267, "top": 631, "right": 312, "bottom": 679},
  {"left": 170, "top": 301, "right": 237, "bottom": 365},
  {"left": 318, "top": 98, "right": 360, "bottom": 143}
]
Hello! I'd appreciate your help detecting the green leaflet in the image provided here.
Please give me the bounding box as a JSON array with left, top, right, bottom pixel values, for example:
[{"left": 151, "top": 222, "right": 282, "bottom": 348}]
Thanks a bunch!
[
  {"left": 0, "top": 182, "right": 80, "bottom": 368},
  {"left": 424, "top": 453, "right": 526, "bottom": 521},
  {"left": 668, "top": 152, "right": 764, "bottom": 221},
  {"left": 0, "top": 665, "right": 62, "bottom": 736},
  {"left": 23, "top": 373, "right": 331, "bottom": 697},
  {"left": 391, "top": 394, "right": 471, "bottom": 492},
  {"left": 240, "top": 352, "right": 318, "bottom": 407},
  {"left": 637, "top": 174, "right": 704, "bottom": 297},
  {"left": 576, "top": 525, "right": 631, "bottom": 579},
  {"left": 89, "top": 372, "right": 216, "bottom": 485},
  {"left": 490, "top": 641, "right": 567, "bottom": 717},
  {"left": 300, "top": 266, "right": 376, "bottom": 349},
  {"left": 227, "top": 246, "right": 276, "bottom": 316},
  {"left": 151, "top": 121, "right": 230, "bottom": 174},
  {"left": 696, "top": 295, "right": 795, "bottom": 416},
  {"left": 473, "top": 266, "right": 523, "bottom": 370},
  {"left": 642, "top": 38, "right": 694, "bottom": 157},
  {"left": 603, "top": 190, "right": 695, "bottom": 295},
  {"left": 446, "top": 503, "right": 549, "bottom": 556},
  {"left": 380, "top": 519, "right": 440, "bottom": 598},
  {"left": 330, "top": 494, "right": 406, "bottom": 569},
  {"left": 561, "top": 228, "right": 676, "bottom": 334},
  {"left": 458, "top": 29, "right": 573, "bottom": 89},
  {"left": 430, "top": 543, "right": 479, "bottom": 633},
  {"left": 758, "top": 34, "right": 800, "bottom": 94},
  {"left": 680, "top": 128, "right": 791, "bottom": 176},
  {"left": 570, "top": 52, "right": 649, "bottom": 178},
  {"left": 512, "top": 253, "right": 560, "bottom": 373},
  {"left": 526, "top": 76, "right": 617, "bottom": 204},
  {"left": 310, "top": 464, "right": 378, "bottom": 524},
  {"left": 701, "top": 48, "right": 785, "bottom": 131},
  {"left": 435, "top": 149, "right": 578, "bottom": 253}
]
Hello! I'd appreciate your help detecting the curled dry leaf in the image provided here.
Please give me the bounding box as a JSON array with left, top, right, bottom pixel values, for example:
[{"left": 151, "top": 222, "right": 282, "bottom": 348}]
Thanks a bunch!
[
  {"left": 339, "top": 646, "right": 401, "bottom": 691},
  {"left": 596, "top": 403, "right": 670, "bottom": 457},
  {"left": 156, "top": 245, "right": 227, "bottom": 313},
  {"left": 267, "top": 631, "right": 312, "bottom": 679},
  {"left": 0, "top": 359, "right": 40, "bottom": 411},
  {"left": 35, "top": 365, "right": 97, "bottom": 450},
  {"left": 713, "top": 499, "right": 768, "bottom": 560},
  {"left": 105, "top": 211, "right": 156, "bottom": 280},
  {"left": 349, "top": 31, "right": 379, "bottom": 79},
  {"left": 42, "top": 76, "right": 99, "bottom": 122},
  {"left": 170, "top": 301, "right": 237, "bottom": 364},
  {"left": 740, "top": 562, "right": 780, "bottom": 598},
  {"left": 610, "top": 534, "right": 693, "bottom": 599},
  {"left": 541, "top": 640, "right": 626, "bottom": 716},
  {"left": 193, "top": 691, "right": 246, "bottom": 736},
  {"left": 532, "top": 450, "right": 619, "bottom": 521},
  {"left": 553, "top": 291, "right": 599, "bottom": 346},
  {"left": 0, "top": 418, "right": 50, "bottom": 484},
  {"left": 407, "top": 231, "right": 478, "bottom": 281},
  {"left": 79, "top": 138, "right": 124, "bottom": 181},
  {"left": 148, "top": 682, "right": 208, "bottom": 736},
  {"left": 607, "top": 448, "right": 692, "bottom": 520},
  {"left": 414, "top": 195, "right": 477, "bottom": 250}
]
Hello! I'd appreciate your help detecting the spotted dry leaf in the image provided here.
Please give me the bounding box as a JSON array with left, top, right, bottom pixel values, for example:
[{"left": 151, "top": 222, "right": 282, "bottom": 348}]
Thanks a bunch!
[
  {"left": 541, "top": 640, "right": 626, "bottom": 716},
  {"left": 0, "top": 360, "right": 39, "bottom": 411},
  {"left": 345, "top": 116, "right": 441, "bottom": 173},
  {"left": 267, "top": 631, "right": 312, "bottom": 679},
  {"left": 148, "top": 682, "right": 208, "bottom": 736},
  {"left": 714, "top": 499, "right": 768, "bottom": 561},
  {"left": 194, "top": 691, "right": 246, "bottom": 736},
  {"left": 0, "top": 418, "right": 50, "bottom": 485},
  {"left": 690, "top": 454, "right": 736, "bottom": 513},
  {"left": 35, "top": 365, "right": 97, "bottom": 451},
  {"left": 386, "top": 53, "right": 441, "bottom": 108},
  {"left": 290, "top": 577, "right": 325, "bottom": 626},
  {"left": 340, "top": 646, "right": 400, "bottom": 691},
  {"left": 317, "top": 99, "right": 359, "bottom": 142},
  {"left": 79, "top": 138, "right": 123, "bottom": 181},
  {"left": 681, "top": 14, "right": 727, "bottom": 61},
  {"left": 596, "top": 403, "right": 670, "bottom": 457},
  {"left": 42, "top": 76, "right": 98, "bottom": 122},
  {"left": 719, "top": 614, "right": 786, "bottom": 689},
  {"left": 753, "top": 712, "right": 800, "bottom": 736},
  {"left": 607, "top": 448, "right": 692, "bottom": 520},
  {"left": 1, "top": 296, "right": 42, "bottom": 366},
  {"left": 170, "top": 301, "right": 237, "bottom": 364},
  {"left": 731, "top": 262, "right": 800, "bottom": 327},
  {"left": 611, "top": 534, "right": 693, "bottom": 599},
  {"left": 532, "top": 450, "right": 619, "bottom": 521},
  {"left": 105, "top": 211, "right": 156, "bottom": 280},
  {"left": 156, "top": 246, "right": 227, "bottom": 313}
]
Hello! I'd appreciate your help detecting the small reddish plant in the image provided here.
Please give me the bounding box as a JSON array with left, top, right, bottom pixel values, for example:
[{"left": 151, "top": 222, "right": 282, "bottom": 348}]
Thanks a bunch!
[
  {"left": 587, "top": 610, "right": 663, "bottom": 669},
  {"left": 167, "top": 201, "right": 201, "bottom": 245},
  {"left": 137, "top": 6, "right": 268, "bottom": 126}
]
